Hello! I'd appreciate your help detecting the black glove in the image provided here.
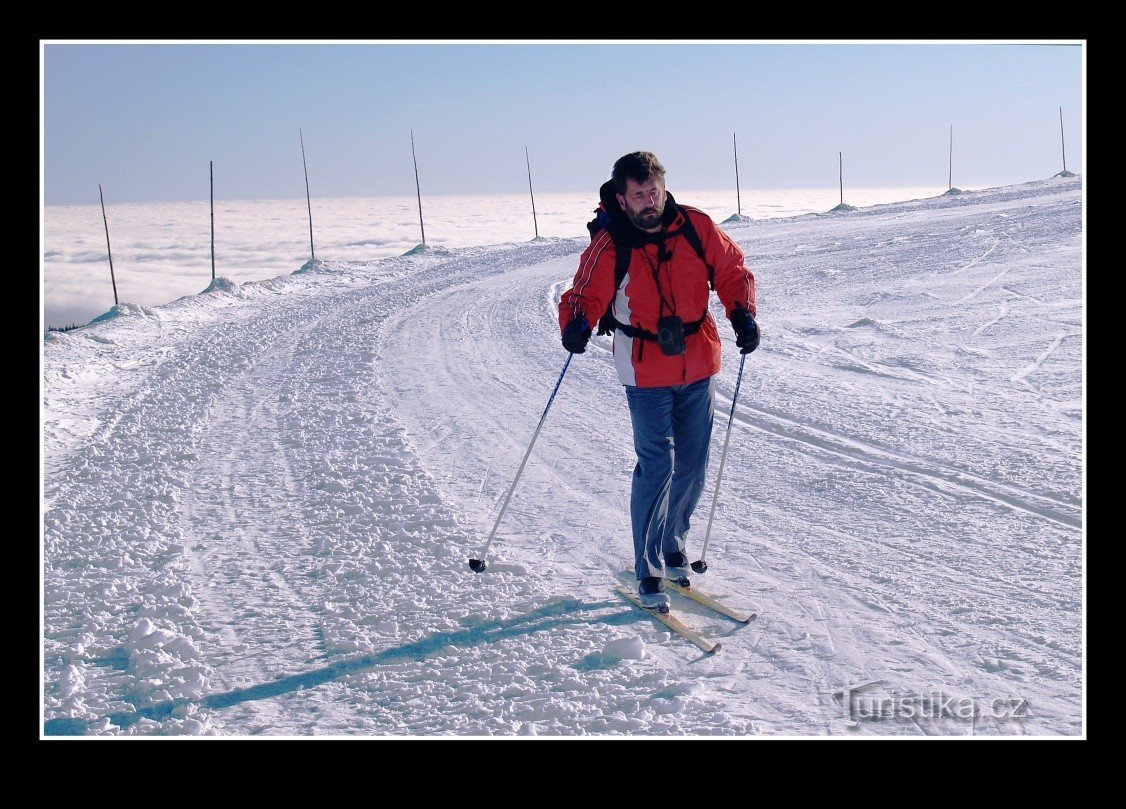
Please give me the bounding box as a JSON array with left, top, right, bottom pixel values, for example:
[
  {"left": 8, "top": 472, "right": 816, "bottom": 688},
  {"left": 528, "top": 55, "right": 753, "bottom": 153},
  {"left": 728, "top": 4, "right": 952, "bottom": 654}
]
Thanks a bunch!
[
  {"left": 562, "top": 317, "right": 592, "bottom": 354},
  {"left": 729, "top": 306, "right": 760, "bottom": 354}
]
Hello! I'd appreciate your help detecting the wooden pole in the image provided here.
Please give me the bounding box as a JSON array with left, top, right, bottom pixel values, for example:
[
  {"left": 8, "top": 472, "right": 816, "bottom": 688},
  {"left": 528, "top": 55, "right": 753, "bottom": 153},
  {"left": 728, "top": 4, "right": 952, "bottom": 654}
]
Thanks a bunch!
[
  {"left": 411, "top": 130, "right": 426, "bottom": 245},
  {"left": 948, "top": 125, "right": 953, "bottom": 190},
  {"left": 98, "top": 184, "right": 119, "bottom": 306},
  {"left": 525, "top": 146, "right": 539, "bottom": 239},
  {"left": 1059, "top": 106, "right": 1068, "bottom": 173},
  {"left": 300, "top": 128, "right": 315, "bottom": 260},
  {"left": 839, "top": 152, "right": 843, "bottom": 205},
  {"left": 210, "top": 160, "right": 216, "bottom": 281},
  {"left": 734, "top": 132, "right": 742, "bottom": 217}
]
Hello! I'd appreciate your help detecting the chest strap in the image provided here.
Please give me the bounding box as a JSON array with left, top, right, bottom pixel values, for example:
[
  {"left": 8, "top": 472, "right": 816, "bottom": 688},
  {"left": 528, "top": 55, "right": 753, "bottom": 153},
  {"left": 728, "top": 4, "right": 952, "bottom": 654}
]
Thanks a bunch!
[{"left": 601, "top": 313, "right": 707, "bottom": 341}]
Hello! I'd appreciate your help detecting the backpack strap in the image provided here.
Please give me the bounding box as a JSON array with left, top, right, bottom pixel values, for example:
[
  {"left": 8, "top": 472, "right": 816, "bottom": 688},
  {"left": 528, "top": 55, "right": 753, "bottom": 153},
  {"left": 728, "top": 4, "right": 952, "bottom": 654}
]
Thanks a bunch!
[
  {"left": 588, "top": 180, "right": 632, "bottom": 336},
  {"left": 597, "top": 203, "right": 716, "bottom": 336},
  {"left": 673, "top": 209, "right": 716, "bottom": 290},
  {"left": 595, "top": 229, "right": 633, "bottom": 336}
]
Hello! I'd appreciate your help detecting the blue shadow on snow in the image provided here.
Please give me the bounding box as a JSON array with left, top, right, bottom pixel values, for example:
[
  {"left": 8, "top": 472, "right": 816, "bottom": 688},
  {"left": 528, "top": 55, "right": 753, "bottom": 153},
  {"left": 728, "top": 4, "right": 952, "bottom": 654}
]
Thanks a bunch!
[{"left": 44, "top": 597, "right": 638, "bottom": 736}]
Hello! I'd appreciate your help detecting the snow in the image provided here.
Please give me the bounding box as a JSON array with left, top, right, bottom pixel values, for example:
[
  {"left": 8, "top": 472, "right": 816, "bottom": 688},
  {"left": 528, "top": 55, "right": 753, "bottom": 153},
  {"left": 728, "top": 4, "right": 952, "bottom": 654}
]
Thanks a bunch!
[
  {"left": 602, "top": 637, "right": 647, "bottom": 663},
  {"left": 42, "top": 176, "right": 1083, "bottom": 737},
  {"left": 44, "top": 186, "right": 958, "bottom": 330}
]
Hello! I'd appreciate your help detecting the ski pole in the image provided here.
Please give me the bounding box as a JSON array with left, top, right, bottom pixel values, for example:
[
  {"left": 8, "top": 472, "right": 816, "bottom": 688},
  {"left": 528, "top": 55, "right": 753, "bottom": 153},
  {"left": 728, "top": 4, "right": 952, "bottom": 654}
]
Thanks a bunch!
[
  {"left": 469, "top": 353, "right": 574, "bottom": 573},
  {"left": 692, "top": 352, "right": 748, "bottom": 574}
]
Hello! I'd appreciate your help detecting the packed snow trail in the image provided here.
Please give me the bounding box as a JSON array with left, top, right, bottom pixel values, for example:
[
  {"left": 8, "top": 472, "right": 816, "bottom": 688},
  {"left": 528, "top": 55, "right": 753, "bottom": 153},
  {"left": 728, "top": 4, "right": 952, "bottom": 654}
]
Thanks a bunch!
[{"left": 43, "top": 177, "right": 1083, "bottom": 735}]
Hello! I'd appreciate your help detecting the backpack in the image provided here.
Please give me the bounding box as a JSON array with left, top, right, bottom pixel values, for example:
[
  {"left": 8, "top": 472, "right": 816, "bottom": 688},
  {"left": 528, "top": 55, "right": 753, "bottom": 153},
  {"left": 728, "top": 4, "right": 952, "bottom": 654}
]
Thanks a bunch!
[{"left": 586, "top": 180, "right": 715, "bottom": 337}]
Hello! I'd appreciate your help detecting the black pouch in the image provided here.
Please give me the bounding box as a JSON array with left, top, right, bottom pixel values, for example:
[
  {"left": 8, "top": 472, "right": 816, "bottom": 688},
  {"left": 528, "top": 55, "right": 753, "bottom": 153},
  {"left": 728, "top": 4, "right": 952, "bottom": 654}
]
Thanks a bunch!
[{"left": 656, "top": 315, "right": 686, "bottom": 356}]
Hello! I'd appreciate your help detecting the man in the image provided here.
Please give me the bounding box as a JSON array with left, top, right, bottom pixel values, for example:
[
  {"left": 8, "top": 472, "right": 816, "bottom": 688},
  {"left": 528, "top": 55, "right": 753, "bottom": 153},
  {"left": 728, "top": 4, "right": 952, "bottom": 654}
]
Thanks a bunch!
[{"left": 559, "top": 151, "right": 759, "bottom": 611}]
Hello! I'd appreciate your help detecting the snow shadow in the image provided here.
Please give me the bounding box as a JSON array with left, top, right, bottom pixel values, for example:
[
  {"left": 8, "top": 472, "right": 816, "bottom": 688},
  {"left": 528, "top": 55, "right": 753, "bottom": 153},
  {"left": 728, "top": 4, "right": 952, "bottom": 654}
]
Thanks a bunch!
[
  {"left": 85, "top": 646, "right": 131, "bottom": 671},
  {"left": 44, "top": 597, "right": 629, "bottom": 736}
]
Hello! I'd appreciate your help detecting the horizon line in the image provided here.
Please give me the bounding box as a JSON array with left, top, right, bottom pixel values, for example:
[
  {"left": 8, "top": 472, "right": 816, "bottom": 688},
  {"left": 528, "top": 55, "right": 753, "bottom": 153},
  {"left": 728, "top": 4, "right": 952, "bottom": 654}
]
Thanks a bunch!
[{"left": 44, "top": 178, "right": 1061, "bottom": 207}]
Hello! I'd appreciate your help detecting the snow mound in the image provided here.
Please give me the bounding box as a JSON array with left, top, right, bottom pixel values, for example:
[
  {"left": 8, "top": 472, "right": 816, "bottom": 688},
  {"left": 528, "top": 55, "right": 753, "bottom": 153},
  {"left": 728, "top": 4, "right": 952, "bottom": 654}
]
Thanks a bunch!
[
  {"left": 87, "top": 302, "right": 158, "bottom": 326},
  {"left": 203, "top": 277, "right": 243, "bottom": 297},
  {"left": 944, "top": 187, "right": 966, "bottom": 196},
  {"left": 722, "top": 213, "right": 754, "bottom": 224},
  {"left": 403, "top": 243, "right": 450, "bottom": 256},
  {"left": 602, "top": 637, "right": 646, "bottom": 663},
  {"left": 829, "top": 202, "right": 857, "bottom": 212},
  {"left": 296, "top": 258, "right": 322, "bottom": 273}
]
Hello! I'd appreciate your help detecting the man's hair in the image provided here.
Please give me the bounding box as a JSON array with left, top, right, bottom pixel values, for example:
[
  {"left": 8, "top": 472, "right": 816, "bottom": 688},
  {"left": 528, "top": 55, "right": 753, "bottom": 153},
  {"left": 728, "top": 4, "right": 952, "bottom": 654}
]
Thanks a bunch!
[{"left": 611, "top": 152, "right": 665, "bottom": 194}]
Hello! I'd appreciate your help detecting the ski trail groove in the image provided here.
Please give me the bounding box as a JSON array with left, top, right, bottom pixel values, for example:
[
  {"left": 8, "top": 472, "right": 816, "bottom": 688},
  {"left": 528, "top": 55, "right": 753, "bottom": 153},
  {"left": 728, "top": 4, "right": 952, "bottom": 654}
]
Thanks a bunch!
[
  {"left": 717, "top": 390, "right": 1081, "bottom": 529},
  {"left": 180, "top": 306, "right": 335, "bottom": 726}
]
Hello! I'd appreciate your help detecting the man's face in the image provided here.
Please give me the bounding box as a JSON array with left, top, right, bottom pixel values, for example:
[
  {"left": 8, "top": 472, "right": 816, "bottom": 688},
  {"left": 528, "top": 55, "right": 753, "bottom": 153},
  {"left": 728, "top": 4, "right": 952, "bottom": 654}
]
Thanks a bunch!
[{"left": 617, "top": 177, "right": 666, "bottom": 232}]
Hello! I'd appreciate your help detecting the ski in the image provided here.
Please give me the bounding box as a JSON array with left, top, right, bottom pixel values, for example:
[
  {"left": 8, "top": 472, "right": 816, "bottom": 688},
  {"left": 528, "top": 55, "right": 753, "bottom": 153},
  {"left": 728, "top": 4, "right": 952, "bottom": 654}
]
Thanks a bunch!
[
  {"left": 614, "top": 583, "right": 720, "bottom": 654},
  {"left": 664, "top": 579, "right": 757, "bottom": 624},
  {"left": 618, "top": 570, "right": 757, "bottom": 623}
]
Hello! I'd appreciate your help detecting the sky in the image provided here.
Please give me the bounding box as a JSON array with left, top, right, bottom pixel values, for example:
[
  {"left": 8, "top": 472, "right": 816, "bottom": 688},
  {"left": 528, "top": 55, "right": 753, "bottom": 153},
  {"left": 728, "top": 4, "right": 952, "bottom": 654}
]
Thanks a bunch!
[
  {"left": 42, "top": 176, "right": 1083, "bottom": 735},
  {"left": 41, "top": 41, "right": 1084, "bottom": 205}
]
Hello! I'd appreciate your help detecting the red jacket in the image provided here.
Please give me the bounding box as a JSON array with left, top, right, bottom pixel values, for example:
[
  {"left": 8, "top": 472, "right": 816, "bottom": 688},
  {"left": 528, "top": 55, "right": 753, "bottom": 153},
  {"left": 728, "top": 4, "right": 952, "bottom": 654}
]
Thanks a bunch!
[{"left": 559, "top": 196, "right": 755, "bottom": 387}]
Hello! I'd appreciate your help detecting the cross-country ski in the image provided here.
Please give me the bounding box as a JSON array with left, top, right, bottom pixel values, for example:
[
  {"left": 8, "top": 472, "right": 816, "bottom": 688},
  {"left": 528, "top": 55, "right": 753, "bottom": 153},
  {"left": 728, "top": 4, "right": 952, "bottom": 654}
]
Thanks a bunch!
[{"left": 614, "top": 583, "right": 721, "bottom": 654}]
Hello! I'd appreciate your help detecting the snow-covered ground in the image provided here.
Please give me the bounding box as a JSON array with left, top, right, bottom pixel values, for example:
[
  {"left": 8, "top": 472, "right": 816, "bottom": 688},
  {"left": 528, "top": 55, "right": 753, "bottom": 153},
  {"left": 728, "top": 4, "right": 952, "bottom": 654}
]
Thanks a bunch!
[{"left": 41, "top": 175, "right": 1083, "bottom": 736}]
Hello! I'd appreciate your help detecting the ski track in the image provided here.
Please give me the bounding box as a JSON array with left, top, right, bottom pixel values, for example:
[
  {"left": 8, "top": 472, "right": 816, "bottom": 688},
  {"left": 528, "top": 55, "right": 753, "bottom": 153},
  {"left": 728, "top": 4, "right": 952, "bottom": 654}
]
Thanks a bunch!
[
  {"left": 43, "top": 178, "right": 1084, "bottom": 736},
  {"left": 723, "top": 393, "right": 1081, "bottom": 529},
  {"left": 177, "top": 304, "right": 338, "bottom": 733},
  {"left": 1011, "top": 331, "right": 1073, "bottom": 385}
]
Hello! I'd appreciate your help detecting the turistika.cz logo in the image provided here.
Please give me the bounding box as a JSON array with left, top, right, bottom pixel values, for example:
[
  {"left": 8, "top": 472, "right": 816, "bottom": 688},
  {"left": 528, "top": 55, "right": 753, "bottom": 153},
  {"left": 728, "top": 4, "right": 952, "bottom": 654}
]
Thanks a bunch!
[{"left": 834, "top": 681, "right": 1032, "bottom": 722}]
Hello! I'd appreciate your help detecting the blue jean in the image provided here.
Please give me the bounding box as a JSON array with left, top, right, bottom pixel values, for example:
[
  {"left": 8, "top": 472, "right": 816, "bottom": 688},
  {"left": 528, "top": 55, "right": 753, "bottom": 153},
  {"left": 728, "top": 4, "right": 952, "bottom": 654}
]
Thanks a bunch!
[{"left": 625, "top": 375, "right": 716, "bottom": 581}]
